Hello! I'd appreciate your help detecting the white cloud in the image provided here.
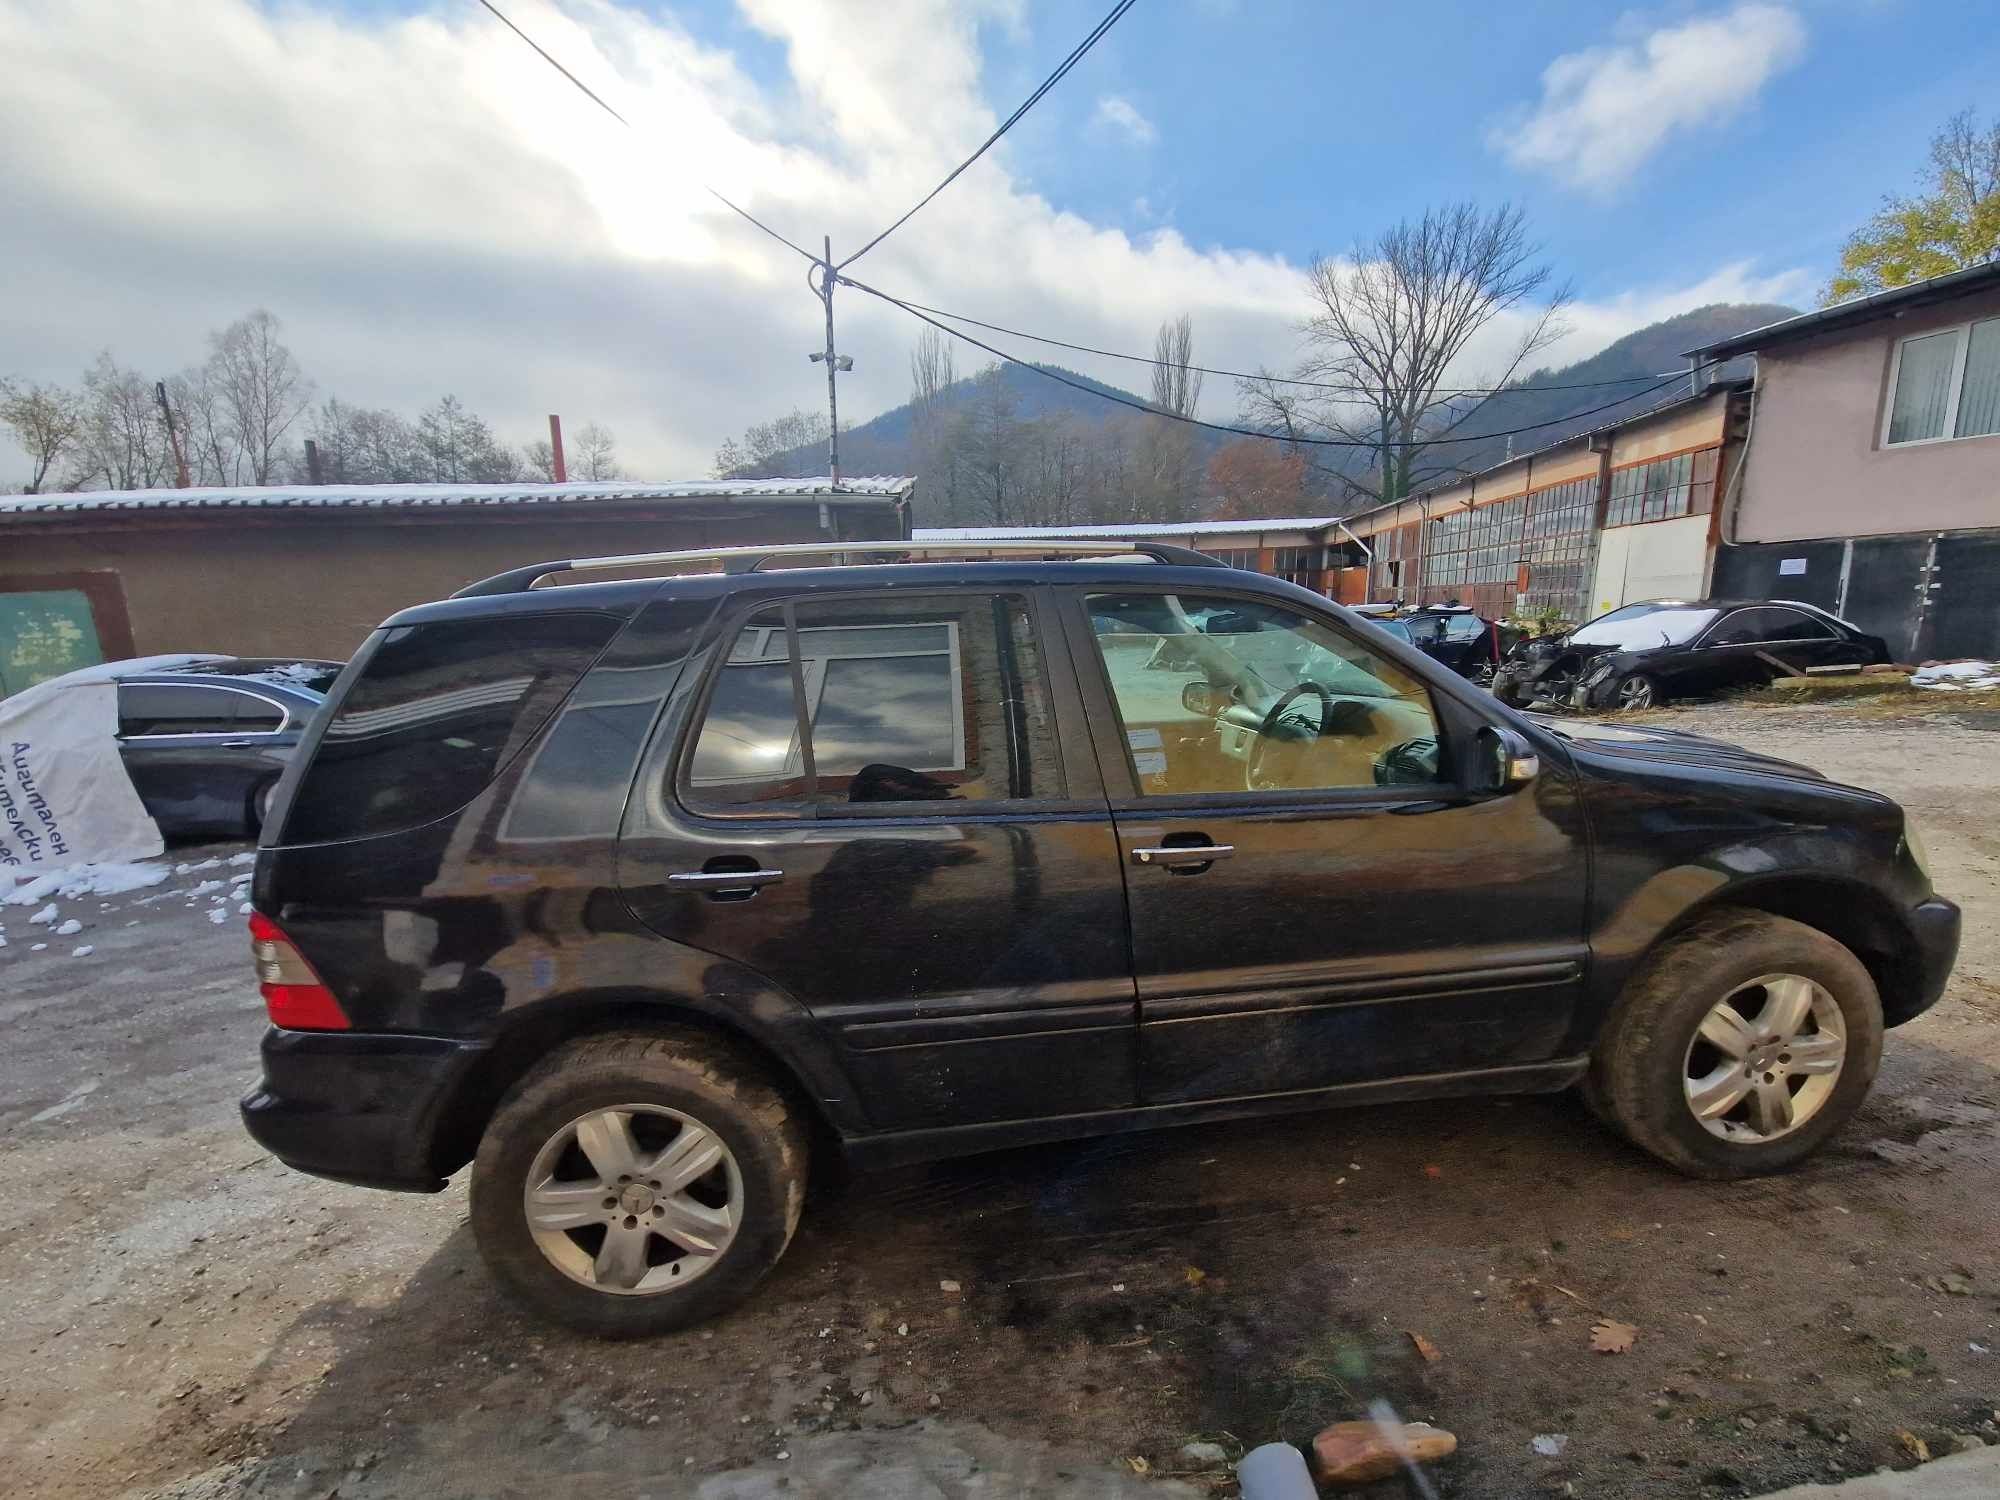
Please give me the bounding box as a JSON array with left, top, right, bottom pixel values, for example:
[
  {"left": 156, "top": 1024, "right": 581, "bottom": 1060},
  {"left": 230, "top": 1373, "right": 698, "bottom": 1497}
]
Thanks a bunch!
[
  {"left": 1491, "top": 3, "right": 1807, "bottom": 193},
  {"left": 0, "top": 0, "right": 1807, "bottom": 487},
  {"left": 1091, "top": 94, "right": 1157, "bottom": 146}
]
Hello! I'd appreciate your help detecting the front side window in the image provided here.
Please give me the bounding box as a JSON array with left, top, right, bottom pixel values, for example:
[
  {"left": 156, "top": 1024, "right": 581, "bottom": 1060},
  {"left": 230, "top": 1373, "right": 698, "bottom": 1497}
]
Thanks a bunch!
[
  {"left": 1084, "top": 592, "right": 1443, "bottom": 797},
  {"left": 682, "top": 593, "right": 1059, "bottom": 811},
  {"left": 1887, "top": 316, "right": 2000, "bottom": 444}
]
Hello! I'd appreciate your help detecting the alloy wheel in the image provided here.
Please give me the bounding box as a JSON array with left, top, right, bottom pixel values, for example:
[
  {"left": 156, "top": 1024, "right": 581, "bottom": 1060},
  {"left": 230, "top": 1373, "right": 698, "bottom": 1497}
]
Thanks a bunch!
[
  {"left": 523, "top": 1104, "right": 742, "bottom": 1295},
  {"left": 1682, "top": 973, "right": 1847, "bottom": 1144},
  {"left": 1616, "top": 676, "right": 1654, "bottom": 710}
]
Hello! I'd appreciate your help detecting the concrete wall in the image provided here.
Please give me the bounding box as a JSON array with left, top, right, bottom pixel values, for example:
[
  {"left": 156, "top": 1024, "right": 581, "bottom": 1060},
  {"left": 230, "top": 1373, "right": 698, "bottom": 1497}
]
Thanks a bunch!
[
  {"left": 0, "top": 502, "right": 905, "bottom": 661},
  {"left": 1737, "top": 283, "right": 2000, "bottom": 542},
  {"left": 1589, "top": 513, "right": 1713, "bottom": 616}
]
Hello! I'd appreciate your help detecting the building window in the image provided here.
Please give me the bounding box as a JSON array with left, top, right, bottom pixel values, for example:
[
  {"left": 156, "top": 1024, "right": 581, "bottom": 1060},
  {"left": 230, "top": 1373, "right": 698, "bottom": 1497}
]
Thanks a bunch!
[
  {"left": 1885, "top": 316, "right": 2000, "bottom": 445},
  {"left": 1271, "top": 545, "right": 1324, "bottom": 587},
  {"left": 1604, "top": 448, "right": 1718, "bottom": 528},
  {"left": 1205, "top": 547, "right": 1259, "bottom": 571}
]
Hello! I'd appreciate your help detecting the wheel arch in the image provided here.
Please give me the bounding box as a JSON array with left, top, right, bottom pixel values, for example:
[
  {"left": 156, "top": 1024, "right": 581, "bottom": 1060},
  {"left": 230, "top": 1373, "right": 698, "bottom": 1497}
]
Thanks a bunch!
[
  {"left": 426, "top": 987, "right": 857, "bottom": 1181},
  {"left": 1653, "top": 874, "right": 1926, "bottom": 1026}
]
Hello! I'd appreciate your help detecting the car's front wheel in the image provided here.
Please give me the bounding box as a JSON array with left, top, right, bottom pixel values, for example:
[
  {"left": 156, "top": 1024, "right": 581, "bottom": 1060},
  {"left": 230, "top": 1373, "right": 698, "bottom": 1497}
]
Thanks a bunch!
[
  {"left": 470, "top": 1029, "right": 807, "bottom": 1337},
  {"left": 1587, "top": 910, "right": 1882, "bottom": 1178},
  {"left": 1612, "top": 672, "right": 1659, "bottom": 710}
]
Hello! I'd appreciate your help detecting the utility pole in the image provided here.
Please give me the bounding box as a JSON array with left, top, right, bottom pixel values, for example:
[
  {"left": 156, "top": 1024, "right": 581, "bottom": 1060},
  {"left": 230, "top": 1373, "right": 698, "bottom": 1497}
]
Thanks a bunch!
[
  {"left": 548, "top": 414, "right": 567, "bottom": 482},
  {"left": 155, "top": 381, "right": 191, "bottom": 489},
  {"left": 809, "top": 235, "right": 852, "bottom": 488}
]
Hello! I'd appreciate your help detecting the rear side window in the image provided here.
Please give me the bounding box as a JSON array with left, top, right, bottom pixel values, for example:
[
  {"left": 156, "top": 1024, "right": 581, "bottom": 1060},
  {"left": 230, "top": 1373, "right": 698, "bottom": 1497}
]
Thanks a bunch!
[
  {"left": 681, "top": 592, "right": 1061, "bottom": 812},
  {"left": 285, "top": 612, "right": 621, "bottom": 842},
  {"left": 118, "top": 684, "right": 244, "bottom": 736}
]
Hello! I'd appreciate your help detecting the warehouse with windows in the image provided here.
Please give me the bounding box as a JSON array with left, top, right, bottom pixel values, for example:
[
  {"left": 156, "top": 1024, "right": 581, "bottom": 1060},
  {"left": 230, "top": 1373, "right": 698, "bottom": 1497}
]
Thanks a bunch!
[{"left": 1342, "top": 381, "right": 1751, "bottom": 625}]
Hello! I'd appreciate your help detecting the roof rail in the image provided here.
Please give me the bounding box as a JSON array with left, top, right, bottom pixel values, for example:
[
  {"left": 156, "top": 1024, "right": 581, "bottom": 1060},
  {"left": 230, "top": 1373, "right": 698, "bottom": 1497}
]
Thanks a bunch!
[{"left": 450, "top": 538, "right": 1225, "bottom": 598}]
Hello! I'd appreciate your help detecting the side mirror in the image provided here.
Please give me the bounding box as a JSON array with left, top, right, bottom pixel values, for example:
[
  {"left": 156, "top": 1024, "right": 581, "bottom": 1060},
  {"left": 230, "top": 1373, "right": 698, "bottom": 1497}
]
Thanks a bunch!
[
  {"left": 1473, "top": 724, "right": 1540, "bottom": 796},
  {"left": 1182, "top": 680, "right": 1221, "bottom": 717}
]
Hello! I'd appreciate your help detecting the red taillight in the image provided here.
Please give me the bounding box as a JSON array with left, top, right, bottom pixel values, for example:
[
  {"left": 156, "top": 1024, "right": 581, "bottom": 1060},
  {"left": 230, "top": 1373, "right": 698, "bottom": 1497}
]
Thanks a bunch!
[{"left": 247, "top": 912, "right": 350, "bottom": 1031}]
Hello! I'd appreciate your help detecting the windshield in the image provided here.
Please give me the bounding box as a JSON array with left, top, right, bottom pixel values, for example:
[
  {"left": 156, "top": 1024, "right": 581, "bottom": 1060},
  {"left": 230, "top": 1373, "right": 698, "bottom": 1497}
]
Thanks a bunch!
[
  {"left": 1367, "top": 618, "right": 1414, "bottom": 643},
  {"left": 1569, "top": 604, "right": 1718, "bottom": 649}
]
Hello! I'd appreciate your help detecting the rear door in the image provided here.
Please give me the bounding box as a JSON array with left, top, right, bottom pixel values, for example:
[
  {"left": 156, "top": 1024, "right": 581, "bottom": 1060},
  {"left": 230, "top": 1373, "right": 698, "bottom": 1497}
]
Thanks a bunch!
[
  {"left": 1063, "top": 584, "right": 1590, "bottom": 1105},
  {"left": 117, "top": 683, "right": 280, "bottom": 833},
  {"left": 618, "top": 586, "right": 1136, "bottom": 1132}
]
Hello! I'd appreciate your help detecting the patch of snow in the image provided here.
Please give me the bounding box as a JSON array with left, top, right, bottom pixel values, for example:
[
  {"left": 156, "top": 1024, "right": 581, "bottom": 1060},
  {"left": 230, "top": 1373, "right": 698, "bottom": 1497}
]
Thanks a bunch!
[
  {"left": 30, "top": 942, "right": 47, "bottom": 952},
  {"left": 28, "top": 903, "right": 58, "bottom": 925},
  {"left": 54, "top": 918, "right": 83, "bottom": 936},
  {"left": 71, "top": 944, "right": 94, "bottom": 957},
  {"left": 1911, "top": 659, "right": 2000, "bottom": 691},
  {"left": 175, "top": 858, "right": 224, "bottom": 875},
  {"left": 227, "top": 852, "right": 258, "bottom": 867},
  {"left": 1530, "top": 1434, "right": 1569, "bottom": 1457},
  {"left": 238, "top": 902, "right": 253, "bottom": 916},
  {"left": 3, "top": 861, "right": 170, "bottom": 904},
  {"left": 207, "top": 908, "right": 228, "bottom": 925},
  {"left": 186, "top": 879, "right": 228, "bottom": 898}
]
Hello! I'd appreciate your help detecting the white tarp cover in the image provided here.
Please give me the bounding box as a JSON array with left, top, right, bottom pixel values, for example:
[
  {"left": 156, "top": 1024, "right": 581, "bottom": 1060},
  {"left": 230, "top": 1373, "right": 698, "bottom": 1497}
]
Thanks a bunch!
[{"left": 0, "top": 675, "right": 163, "bottom": 873}]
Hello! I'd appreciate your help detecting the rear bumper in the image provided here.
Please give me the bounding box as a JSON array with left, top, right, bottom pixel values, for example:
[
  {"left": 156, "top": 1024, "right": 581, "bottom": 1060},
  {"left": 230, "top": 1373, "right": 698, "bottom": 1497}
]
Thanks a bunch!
[
  {"left": 1899, "top": 896, "right": 1962, "bottom": 1024},
  {"left": 240, "top": 1027, "right": 490, "bottom": 1192}
]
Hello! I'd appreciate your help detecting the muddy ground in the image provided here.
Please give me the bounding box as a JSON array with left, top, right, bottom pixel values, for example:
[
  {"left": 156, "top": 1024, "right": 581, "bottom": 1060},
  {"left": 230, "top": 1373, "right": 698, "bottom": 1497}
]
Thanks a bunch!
[{"left": 3, "top": 699, "right": 1997, "bottom": 1500}]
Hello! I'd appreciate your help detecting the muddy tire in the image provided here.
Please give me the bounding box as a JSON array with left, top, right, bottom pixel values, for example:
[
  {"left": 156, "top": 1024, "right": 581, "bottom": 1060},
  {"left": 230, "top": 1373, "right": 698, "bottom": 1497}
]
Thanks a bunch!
[
  {"left": 470, "top": 1029, "right": 807, "bottom": 1337},
  {"left": 1587, "top": 910, "right": 1882, "bottom": 1179}
]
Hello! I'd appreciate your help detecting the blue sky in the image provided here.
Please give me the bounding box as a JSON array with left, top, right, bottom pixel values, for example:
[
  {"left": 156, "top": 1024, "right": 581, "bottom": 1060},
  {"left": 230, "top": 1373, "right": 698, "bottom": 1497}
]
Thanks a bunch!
[
  {"left": 2, "top": 0, "right": 1994, "bottom": 480},
  {"left": 672, "top": 0, "right": 1997, "bottom": 297}
]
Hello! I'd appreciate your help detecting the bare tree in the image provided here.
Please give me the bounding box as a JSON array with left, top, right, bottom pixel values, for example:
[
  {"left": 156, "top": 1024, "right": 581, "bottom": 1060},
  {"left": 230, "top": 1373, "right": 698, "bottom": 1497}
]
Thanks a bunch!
[
  {"left": 207, "top": 310, "right": 313, "bottom": 484},
  {"left": 0, "top": 377, "right": 85, "bottom": 492},
  {"left": 1241, "top": 202, "right": 1569, "bottom": 505},
  {"left": 68, "top": 352, "right": 176, "bottom": 490},
  {"left": 570, "top": 422, "right": 623, "bottom": 480},
  {"left": 167, "top": 364, "right": 237, "bottom": 486},
  {"left": 712, "top": 408, "right": 835, "bottom": 479},
  {"left": 523, "top": 438, "right": 558, "bottom": 482},
  {"left": 1149, "top": 314, "right": 1204, "bottom": 419},
  {"left": 414, "top": 395, "right": 517, "bottom": 482}
]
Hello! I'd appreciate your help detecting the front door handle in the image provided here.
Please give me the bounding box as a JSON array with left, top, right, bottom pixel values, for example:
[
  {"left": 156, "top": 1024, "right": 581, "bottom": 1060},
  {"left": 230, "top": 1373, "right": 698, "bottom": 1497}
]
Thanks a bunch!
[
  {"left": 1130, "top": 844, "right": 1235, "bottom": 868},
  {"left": 667, "top": 868, "right": 785, "bottom": 893}
]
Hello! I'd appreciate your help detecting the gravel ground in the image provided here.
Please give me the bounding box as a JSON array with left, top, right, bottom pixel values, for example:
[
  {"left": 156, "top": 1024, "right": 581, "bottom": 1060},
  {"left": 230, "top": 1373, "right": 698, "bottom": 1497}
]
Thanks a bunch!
[{"left": 2, "top": 699, "right": 1996, "bottom": 1500}]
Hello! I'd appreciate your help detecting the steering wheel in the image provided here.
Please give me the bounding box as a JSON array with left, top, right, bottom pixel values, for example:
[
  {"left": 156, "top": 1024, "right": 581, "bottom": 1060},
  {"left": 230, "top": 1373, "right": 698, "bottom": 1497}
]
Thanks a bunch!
[{"left": 1246, "top": 682, "right": 1335, "bottom": 792}]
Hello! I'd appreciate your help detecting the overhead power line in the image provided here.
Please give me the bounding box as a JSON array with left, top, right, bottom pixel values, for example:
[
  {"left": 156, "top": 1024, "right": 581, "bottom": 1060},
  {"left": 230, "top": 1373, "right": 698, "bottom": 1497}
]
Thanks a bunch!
[
  {"left": 895, "top": 297, "right": 1705, "bottom": 396},
  {"left": 474, "top": 0, "right": 818, "bottom": 265},
  {"left": 839, "top": 273, "right": 1700, "bottom": 450},
  {"left": 838, "top": 0, "right": 1139, "bottom": 270}
]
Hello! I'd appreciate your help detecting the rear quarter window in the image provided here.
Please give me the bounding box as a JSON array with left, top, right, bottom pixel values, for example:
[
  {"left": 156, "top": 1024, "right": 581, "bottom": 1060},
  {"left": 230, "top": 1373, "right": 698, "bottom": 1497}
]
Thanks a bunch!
[{"left": 283, "top": 612, "right": 622, "bottom": 843}]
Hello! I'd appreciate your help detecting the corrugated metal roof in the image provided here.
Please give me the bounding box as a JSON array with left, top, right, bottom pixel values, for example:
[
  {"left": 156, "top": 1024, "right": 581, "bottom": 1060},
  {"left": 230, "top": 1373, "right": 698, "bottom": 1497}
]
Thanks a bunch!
[
  {"left": 914, "top": 516, "right": 1343, "bottom": 542},
  {"left": 0, "top": 476, "right": 915, "bottom": 518},
  {"left": 1686, "top": 260, "right": 2000, "bottom": 361}
]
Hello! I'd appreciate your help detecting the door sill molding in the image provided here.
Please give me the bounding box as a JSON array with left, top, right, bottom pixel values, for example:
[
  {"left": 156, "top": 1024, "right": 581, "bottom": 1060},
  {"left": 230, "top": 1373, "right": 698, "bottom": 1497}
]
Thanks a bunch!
[{"left": 841, "top": 1055, "right": 1588, "bottom": 1170}]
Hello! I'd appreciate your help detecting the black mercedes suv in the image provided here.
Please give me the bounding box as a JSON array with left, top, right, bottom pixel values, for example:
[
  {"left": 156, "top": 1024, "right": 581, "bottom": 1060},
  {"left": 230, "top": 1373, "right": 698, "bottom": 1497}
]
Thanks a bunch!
[{"left": 240, "top": 541, "right": 1960, "bottom": 1336}]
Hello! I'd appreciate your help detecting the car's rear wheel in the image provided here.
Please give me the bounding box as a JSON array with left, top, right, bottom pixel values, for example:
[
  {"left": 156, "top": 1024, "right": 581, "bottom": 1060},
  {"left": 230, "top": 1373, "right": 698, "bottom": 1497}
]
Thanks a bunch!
[
  {"left": 1587, "top": 910, "right": 1882, "bottom": 1178},
  {"left": 470, "top": 1030, "right": 807, "bottom": 1337},
  {"left": 249, "top": 776, "right": 278, "bottom": 835}
]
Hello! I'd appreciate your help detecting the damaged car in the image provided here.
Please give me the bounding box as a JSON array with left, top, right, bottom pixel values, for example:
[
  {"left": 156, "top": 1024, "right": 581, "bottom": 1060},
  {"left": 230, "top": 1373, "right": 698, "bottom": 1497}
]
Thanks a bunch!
[{"left": 1494, "top": 599, "right": 1889, "bottom": 711}]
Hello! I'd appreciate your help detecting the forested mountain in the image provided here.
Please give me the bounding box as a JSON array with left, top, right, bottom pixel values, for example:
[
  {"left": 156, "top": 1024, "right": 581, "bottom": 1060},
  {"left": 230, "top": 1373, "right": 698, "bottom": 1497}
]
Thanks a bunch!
[{"left": 721, "top": 301, "right": 1798, "bottom": 525}]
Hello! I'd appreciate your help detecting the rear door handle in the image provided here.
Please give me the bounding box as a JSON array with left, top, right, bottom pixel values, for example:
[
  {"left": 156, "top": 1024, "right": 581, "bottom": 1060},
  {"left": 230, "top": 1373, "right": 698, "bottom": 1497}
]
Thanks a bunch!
[
  {"left": 1130, "top": 845, "right": 1234, "bottom": 868},
  {"left": 667, "top": 868, "right": 785, "bottom": 890}
]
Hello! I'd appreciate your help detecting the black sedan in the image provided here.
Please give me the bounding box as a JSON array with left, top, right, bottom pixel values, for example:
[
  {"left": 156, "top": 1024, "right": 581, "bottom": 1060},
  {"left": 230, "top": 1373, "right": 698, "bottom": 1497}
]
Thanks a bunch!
[
  {"left": 111, "top": 656, "right": 342, "bottom": 837},
  {"left": 1496, "top": 600, "right": 1889, "bottom": 711}
]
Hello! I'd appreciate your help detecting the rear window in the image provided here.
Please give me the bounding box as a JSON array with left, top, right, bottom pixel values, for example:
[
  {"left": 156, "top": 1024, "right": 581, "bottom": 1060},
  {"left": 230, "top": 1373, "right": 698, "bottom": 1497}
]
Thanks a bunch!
[{"left": 283, "top": 612, "right": 621, "bottom": 843}]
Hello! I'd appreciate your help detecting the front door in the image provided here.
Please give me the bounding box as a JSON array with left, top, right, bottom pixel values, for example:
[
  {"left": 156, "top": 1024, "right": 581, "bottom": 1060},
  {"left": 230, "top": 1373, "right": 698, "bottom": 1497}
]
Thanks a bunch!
[
  {"left": 1064, "top": 585, "right": 1590, "bottom": 1105},
  {"left": 618, "top": 587, "right": 1135, "bottom": 1131}
]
